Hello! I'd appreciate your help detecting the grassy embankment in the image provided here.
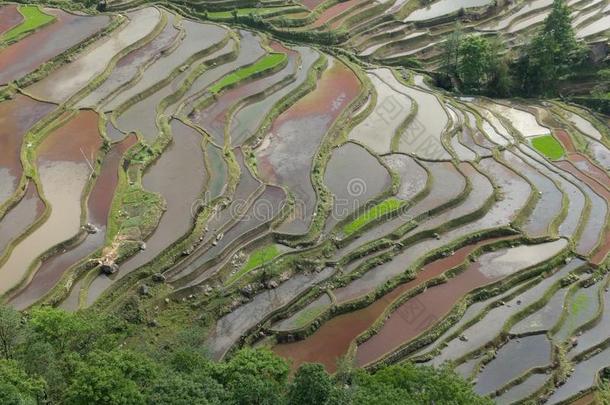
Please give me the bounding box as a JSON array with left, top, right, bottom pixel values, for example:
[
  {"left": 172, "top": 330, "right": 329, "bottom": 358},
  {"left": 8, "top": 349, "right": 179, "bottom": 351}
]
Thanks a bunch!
[{"left": 225, "top": 244, "right": 281, "bottom": 285}]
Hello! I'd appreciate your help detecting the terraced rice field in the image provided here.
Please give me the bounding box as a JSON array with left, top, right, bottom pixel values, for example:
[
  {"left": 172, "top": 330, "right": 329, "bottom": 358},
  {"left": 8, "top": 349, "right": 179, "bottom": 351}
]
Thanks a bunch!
[{"left": 1, "top": 2, "right": 610, "bottom": 403}]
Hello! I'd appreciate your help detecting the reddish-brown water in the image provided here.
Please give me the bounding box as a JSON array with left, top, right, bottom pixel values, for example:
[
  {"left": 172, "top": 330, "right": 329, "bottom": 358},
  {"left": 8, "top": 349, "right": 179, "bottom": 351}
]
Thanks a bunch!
[
  {"left": 273, "top": 237, "right": 510, "bottom": 372},
  {"left": 0, "top": 110, "right": 102, "bottom": 297},
  {"left": 569, "top": 153, "right": 610, "bottom": 190},
  {"left": 553, "top": 129, "right": 577, "bottom": 153},
  {"left": 0, "top": 5, "right": 23, "bottom": 35},
  {"left": 310, "top": 0, "right": 363, "bottom": 28},
  {"left": 190, "top": 42, "right": 297, "bottom": 145},
  {"left": 256, "top": 58, "right": 361, "bottom": 234},
  {"left": 355, "top": 262, "right": 492, "bottom": 367},
  {"left": 0, "top": 9, "right": 109, "bottom": 84},
  {"left": 86, "top": 119, "right": 207, "bottom": 305},
  {"left": 0, "top": 94, "right": 55, "bottom": 205},
  {"left": 9, "top": 134, "right": 137, "bottom": 309},
  {"left": 301, "top": 0, "right": 325, "bottom": 10}
]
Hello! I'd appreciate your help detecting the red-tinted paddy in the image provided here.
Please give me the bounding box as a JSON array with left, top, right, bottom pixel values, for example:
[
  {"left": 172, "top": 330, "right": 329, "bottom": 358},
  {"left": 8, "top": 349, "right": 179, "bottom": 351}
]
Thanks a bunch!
[
  {"left": 0, "top": 94, "right": 55, "bottom": 205},
  {"left": 8, "top": 134, "right": 137, "bottom": 309},
  {"left": 310, "top": 0, "right": 363, "bottom": 28},
  {"left": 0, "top": 110, "right": 102, "bottom": 297},
  {"left": 301, "top": 0, "right": 325, "bottom": 10},
  {"left": 190, "top": 42, "right": 297, "bottom": 145},
  {"left": 0, "top": 5, "right": 23, "bottom": 35},
  {"left": 0, "top": 9, "right": 109, "bottom": 84},
  {"left": 355, "top": 239, "right": 567, "bottom": 367},
  {"left": 86, "top": 119, "right": 206, "bottom": 305},
  {"left": 554, "top": 129, "right": 577, "bottom": 153},
  {"left": 273, "top": 237, "right": 509, "bottom": 372},
  {"left": 256, "top": 58, "right": 361, "bottom": 234}
]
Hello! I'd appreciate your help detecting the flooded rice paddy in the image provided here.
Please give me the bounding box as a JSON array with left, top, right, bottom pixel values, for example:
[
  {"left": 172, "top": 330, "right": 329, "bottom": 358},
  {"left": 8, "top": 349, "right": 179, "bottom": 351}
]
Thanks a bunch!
[{"left": 2, "top": 5, "right": 610, "bottom": 402}]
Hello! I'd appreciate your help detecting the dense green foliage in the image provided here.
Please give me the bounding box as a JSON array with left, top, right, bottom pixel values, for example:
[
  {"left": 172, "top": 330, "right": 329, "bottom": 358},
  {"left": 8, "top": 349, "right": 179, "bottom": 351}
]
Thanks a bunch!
[
  {"left": 514, "top": 0, "right": 586, "bottom": 96},
  {"left": 1, "top": 5, "right": 55, "bottom": 43},
  {"left": 441, "top": 0, "right": 586, "bottom": 97},
  {"left": 0, "top": 304, "right": 490, "bottom": 404},
  {"left": 457, "top": 35, "right": 494, "bottom": 93}
]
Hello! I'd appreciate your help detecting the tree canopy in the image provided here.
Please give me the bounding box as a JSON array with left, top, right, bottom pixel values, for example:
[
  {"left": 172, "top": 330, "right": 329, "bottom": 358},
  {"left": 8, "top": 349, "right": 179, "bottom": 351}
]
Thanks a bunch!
[{"left": 0, "top": 304, "right": 491, "bottom": 405}]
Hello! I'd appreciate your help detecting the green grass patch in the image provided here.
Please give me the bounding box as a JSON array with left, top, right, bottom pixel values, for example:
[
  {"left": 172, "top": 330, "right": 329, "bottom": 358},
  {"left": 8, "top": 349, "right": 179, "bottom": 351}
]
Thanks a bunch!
[
  {"left": 531, "top": 135, "right": 565, "bottom": 160},
  {"left": 343, "top": 198, "right": 406, "bottom": 236},
  {"left": 1, "top": 5, "right": 55, "bottom": 43},
  {"left": 208, "top": 53, "right": 287, "bottom": 94},
  {"left": 225, "top": 244, "right": 281, "bottom": 285}
]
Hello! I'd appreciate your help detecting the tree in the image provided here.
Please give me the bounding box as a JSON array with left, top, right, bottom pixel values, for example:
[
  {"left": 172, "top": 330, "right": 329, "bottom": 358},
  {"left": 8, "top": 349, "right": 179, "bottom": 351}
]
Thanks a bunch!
[
  {"left": 352, "top": 363, "right": 493, "bottom": 405},
  {"left": 0, "top": 305, "right": 23, "bottom": 360},
  {"left": 517, "top": 0, "right": 585, "bottom": 95},
  {"left": 457, "top": 35, "right": 494, "bottom": 93},
  {"left": 64, "top": 350, "right": 157, "bottom": 405},
  {"left": 441, "top": 22, "right": 463, "bottom": 76},
  {"left": 289, "top": 363, "right": 334, "bottom": 405},
  {"left": 0, "top": 360, "right": 46, "bottom": 405}
]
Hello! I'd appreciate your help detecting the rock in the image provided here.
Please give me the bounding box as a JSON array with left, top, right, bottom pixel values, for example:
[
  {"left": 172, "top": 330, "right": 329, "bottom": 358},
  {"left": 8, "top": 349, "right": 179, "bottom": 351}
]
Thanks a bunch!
[
  {"left": 148, "top": 319, "right": 159, "bottom": 327},
  {"left": 83, "top": 223, "right": 99, "bottom": 234},
  {"left": 139, "top": 284, "right": 150, "bottom": 296},
  {"left": 139, "top": 241, "right": 147, "bottom": 251},
  {"left": 266, "top": 280, "right": 279, "bottom": 289},
  {"left": 152, "top": 273, "right": 166, "bottom": 283},
  {"left": 100, "top": 261, "right": 119, "bottom": 275},
  {"left": 459, "top": 335, "right": 468, "bottom": 342},
  {"left": 164, "top": 298, "right": 170, "bottom": 304},
  {"left": 516, "top": 300, "right": 522, "bottom": 305},
  {"left": 241, "top": 284, "right": 255, "bottom": 298}
]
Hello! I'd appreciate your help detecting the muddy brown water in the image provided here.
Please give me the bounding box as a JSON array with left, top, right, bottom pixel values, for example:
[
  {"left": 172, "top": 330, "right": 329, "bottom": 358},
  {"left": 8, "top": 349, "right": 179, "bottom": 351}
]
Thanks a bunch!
[
  {"left": 256, "top": 58, "right": 361, "bottom": 235},
  {"left": 272, "top": 237, "right": 507, "bottom": 372},
  {"left": 0, "top": 110, "right": 102, "bottom": 297},
  {"left": 0, "top": 4, "right": 23, "bottom": 35},
  {"left": 0, "top": 95, "right": 55, "bottom": 206},
  {"left": 0, "top": 9, "right": 109, "bottom": 84},
  {"left": 9, "top": 134, "right": 137, "bottom": 309},
  {"left": 86, "top": 119, "right": 206, "bottom": 305}
]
